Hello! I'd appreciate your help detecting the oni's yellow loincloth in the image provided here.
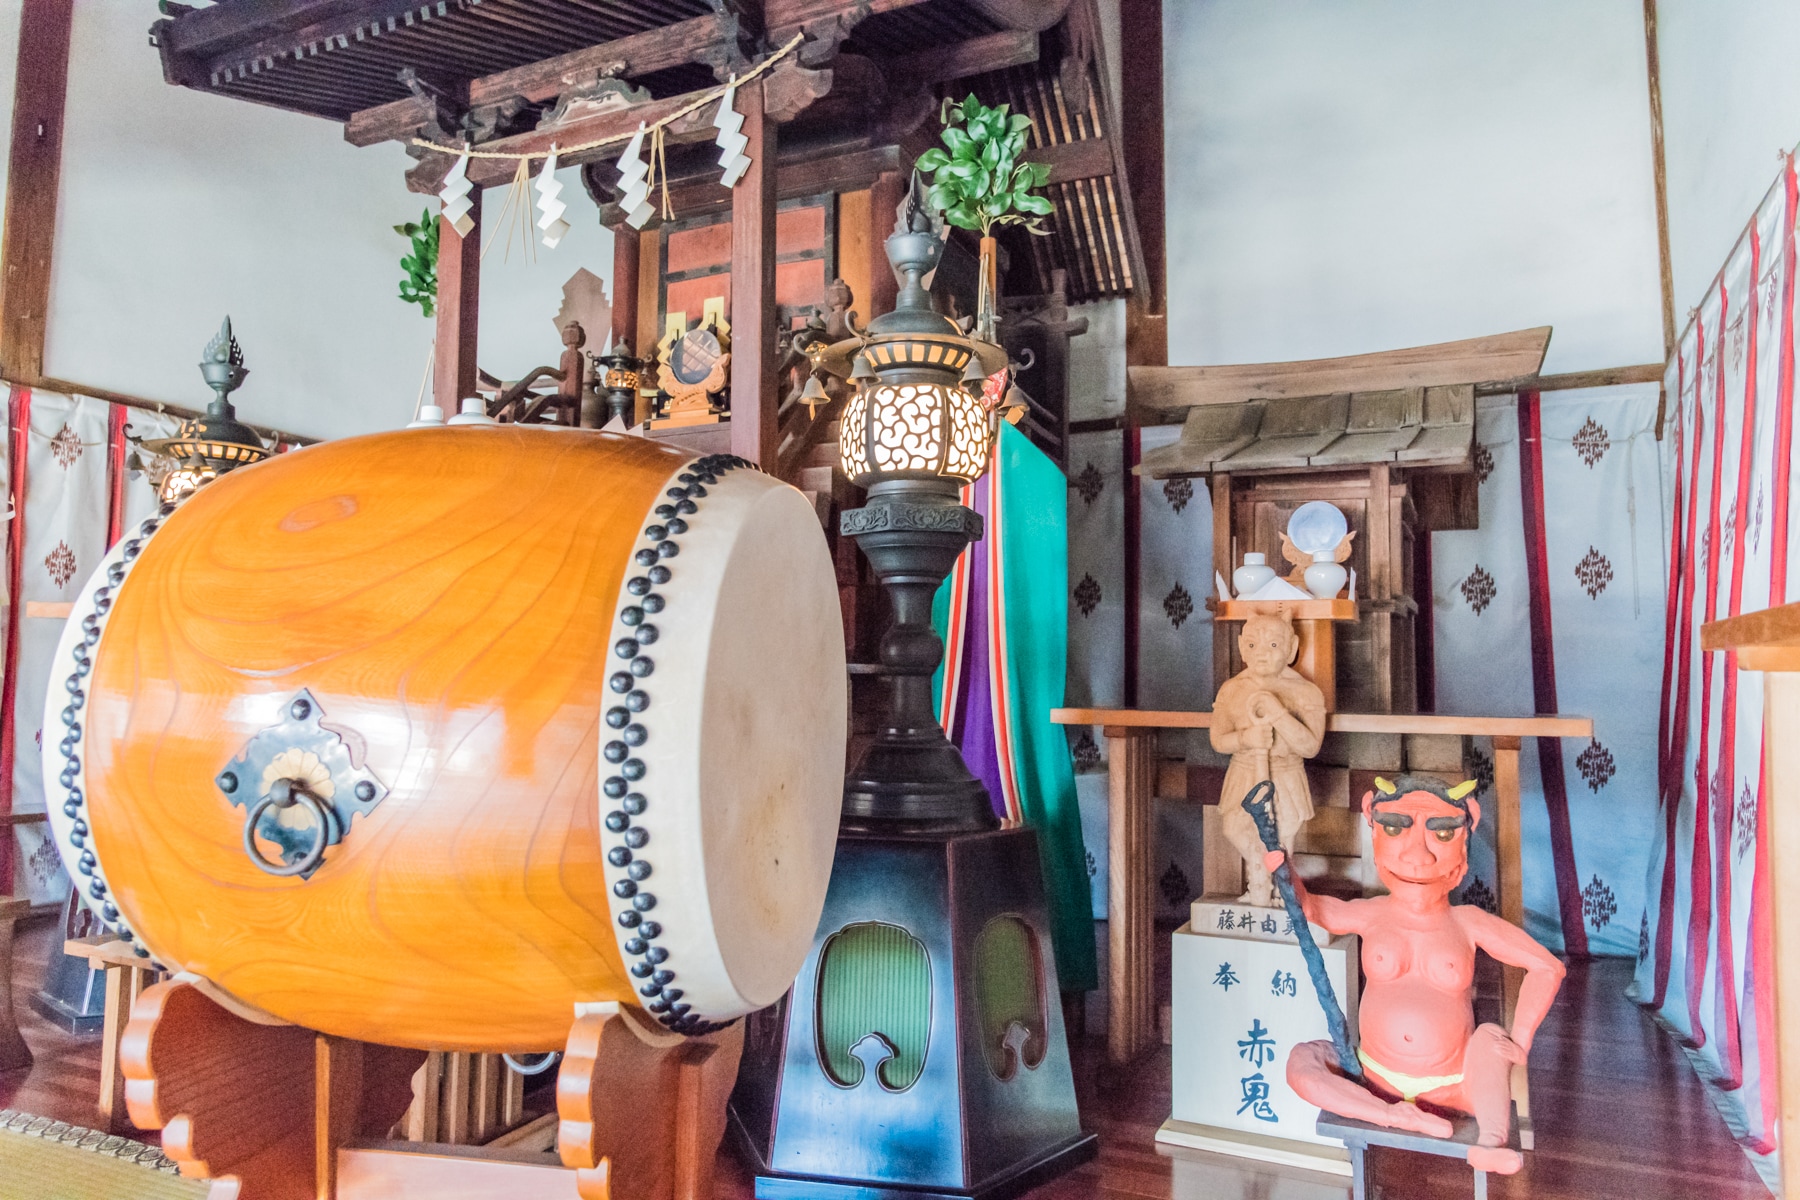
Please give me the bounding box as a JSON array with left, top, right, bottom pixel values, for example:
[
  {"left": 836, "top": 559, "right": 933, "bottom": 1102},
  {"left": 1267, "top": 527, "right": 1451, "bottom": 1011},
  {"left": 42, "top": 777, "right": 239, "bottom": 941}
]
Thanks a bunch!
[{"left": 1357, "top": 1048, "right": 1463, "bottom": 1102}]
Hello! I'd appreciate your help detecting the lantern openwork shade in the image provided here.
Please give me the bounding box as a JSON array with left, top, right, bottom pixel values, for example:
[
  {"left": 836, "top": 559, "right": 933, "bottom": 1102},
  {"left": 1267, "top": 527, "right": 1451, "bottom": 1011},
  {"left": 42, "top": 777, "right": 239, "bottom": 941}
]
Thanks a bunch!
[
  {"left": 159, "top": 462, "right": 217, "bottom": 504},
  {"left": 839, "top": 335, "right": 993, "bottom": 486}
]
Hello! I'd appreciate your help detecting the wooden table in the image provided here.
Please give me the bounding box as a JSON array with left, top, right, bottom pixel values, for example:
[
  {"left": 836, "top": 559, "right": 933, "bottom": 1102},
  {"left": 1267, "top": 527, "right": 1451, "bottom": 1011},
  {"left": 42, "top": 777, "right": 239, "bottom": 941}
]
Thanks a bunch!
[
  {"left": 62, "top": 935, "right": 163, "bottom": 1132},
  {"left": 1702, "top": 603, "right": 1800, "bottom": 1200},
  {"left": 1049, "top": 707, "right": 1592, "bottom": 1067}
]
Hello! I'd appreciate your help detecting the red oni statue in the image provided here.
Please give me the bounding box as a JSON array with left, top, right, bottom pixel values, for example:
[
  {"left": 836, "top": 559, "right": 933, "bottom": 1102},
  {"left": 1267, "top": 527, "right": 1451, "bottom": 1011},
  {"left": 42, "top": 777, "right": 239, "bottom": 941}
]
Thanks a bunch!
[{"left": 1266, "top": 774, "right": 1564, "bottom": 1175}]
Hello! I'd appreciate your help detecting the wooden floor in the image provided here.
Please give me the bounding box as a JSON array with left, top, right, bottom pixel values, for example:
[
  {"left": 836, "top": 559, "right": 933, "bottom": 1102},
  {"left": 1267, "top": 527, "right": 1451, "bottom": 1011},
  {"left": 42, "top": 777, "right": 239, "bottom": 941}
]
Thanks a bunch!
[{"left": 2, "top": 919, "right": 1771, "bottom": 1199}]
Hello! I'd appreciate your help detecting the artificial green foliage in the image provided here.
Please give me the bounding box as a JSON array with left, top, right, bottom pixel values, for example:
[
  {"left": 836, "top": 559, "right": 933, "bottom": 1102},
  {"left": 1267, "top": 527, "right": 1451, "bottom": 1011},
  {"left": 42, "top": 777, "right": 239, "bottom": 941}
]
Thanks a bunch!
[
  {"left": 914, "top": 94, "right": 1053, "bottom": 238},
  {"left": 395, "top": 208, "right": 439, "bottom": 317}
]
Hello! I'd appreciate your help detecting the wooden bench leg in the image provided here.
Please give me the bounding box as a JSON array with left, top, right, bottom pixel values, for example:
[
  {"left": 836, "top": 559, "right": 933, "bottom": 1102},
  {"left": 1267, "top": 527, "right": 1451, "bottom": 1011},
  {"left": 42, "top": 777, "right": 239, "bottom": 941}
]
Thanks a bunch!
[
  {"left": 0, "top": 906, "right": 31, "bottom": 1071},
  {"left": 1105, "top": 726, "right": 1156, "bottom": 1066},
  {"left": 1350, "top": 1142, "right": 1367, "bottom": 1200}
]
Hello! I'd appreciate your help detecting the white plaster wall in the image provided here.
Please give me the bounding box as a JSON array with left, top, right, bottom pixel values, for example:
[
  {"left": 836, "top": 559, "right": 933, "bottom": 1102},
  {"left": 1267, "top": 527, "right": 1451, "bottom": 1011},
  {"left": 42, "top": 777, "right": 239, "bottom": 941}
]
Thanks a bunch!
[
  {"left": 476, "top": 169, "right": 615, "bottom": 385},
  {"left": 38, "top": 0, "right": 614, "bottom": 437},
  {"left": 44, "top": 2, "right": 429, "bottom": 442},
  {"left": 1656, "top": 0, "right": 1800, "bottom": 313},
  {"left": 1163, "top": 0, "right": 1665, "bottom": 376}
]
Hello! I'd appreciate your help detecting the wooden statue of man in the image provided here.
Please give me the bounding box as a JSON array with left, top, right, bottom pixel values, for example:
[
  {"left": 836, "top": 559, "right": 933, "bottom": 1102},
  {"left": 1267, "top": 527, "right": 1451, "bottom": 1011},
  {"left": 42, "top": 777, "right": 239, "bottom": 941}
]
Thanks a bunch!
[{"left": 1210, "top": 612, "right": 1326, "bottom": 906}]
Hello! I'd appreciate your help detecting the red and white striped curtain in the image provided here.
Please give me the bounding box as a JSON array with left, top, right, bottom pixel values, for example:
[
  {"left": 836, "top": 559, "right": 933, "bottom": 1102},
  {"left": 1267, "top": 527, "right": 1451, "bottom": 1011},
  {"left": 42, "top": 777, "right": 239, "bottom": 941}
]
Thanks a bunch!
[
  {"left": 1633, "top": 153, "right": 1800, "bottom": 1159},
  {"left": 1, "top": 388, "right": 176, "bottom": 903}
]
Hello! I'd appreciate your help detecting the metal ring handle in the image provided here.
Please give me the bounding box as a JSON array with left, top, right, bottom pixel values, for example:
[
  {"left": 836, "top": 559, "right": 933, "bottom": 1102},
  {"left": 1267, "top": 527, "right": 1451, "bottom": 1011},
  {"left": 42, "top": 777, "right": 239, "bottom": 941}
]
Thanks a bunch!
[
  {"left": 242, "top": 778, "right": 331, "bottom": 877},
  {"left": 502, "top": 1051, "right": 562, "bottom": 1077}
]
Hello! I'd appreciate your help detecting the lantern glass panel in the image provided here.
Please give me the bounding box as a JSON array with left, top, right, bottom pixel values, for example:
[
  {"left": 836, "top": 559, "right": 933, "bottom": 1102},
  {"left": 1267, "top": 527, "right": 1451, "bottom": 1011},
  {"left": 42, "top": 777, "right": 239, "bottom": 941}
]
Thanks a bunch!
[
  {"left": 870, "top": 383, "right": 947, "bottom": 476},
  {"left": 840, "top": 386, "right": 870, "bottom": 477},
  {"left": 944, "top": 384, "right": 990, "bottom": 482}
]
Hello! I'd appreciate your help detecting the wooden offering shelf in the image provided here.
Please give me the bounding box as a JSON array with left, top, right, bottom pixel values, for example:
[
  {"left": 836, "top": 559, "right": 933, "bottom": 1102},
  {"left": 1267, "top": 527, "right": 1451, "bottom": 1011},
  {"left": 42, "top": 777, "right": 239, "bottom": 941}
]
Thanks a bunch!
[{"left": 1214, "top": 598, "right": 1357, "bottom": 622}]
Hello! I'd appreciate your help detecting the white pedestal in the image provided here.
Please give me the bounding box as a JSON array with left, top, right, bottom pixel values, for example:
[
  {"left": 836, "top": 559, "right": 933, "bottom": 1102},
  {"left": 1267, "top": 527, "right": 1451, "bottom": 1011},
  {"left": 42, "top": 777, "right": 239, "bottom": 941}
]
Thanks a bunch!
[{"left": 1156, "top": 906, "right": 1358, "bottom": 1176}]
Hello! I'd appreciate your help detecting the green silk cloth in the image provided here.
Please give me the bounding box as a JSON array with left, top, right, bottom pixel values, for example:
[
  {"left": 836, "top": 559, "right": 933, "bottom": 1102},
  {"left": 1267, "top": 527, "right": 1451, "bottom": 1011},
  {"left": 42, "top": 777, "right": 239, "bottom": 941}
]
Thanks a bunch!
[{"left": 931, "top": 422, "right": 1097, "bottom": 992}]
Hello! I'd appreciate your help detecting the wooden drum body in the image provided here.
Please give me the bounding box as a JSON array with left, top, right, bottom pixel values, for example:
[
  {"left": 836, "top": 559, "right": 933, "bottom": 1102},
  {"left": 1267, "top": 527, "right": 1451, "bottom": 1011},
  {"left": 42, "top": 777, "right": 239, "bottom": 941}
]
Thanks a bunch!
[{"left": 43, "top": 430, "right": 846, "bottom": 1052}]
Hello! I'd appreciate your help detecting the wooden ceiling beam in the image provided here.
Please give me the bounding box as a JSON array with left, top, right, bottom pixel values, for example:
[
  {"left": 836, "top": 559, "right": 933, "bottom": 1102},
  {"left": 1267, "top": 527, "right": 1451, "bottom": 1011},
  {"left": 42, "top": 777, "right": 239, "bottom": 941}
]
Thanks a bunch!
[
  {"left": 466, "top": 11, "right": 750, "bottom": 108},
  {"left": 155, "top": 0, "right": 369, "bottom": 62},
  {"left": 766, "top": 0, "right": 930, "bottom": 66},
  {"left": 594, "top": 141, "right": 906, "bottom": 227},
  {"left": 886, "top": 28, "right": 1038, "bottom": 86},
  {"left": 156, "top": 0, "right": 479, "bottom": 88},
  {"left": 1034, "top": 135, "right": 1112, "bottom": 185},
  {"left": 398, "top": 55, "right": 832, "bottom": 193}
]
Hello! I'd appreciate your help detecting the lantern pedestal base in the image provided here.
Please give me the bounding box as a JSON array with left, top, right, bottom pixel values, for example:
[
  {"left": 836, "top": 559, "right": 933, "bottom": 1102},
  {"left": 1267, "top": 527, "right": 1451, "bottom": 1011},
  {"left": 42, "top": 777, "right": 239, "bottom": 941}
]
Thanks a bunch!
[
  {"left": 839, "top": 489, "right": 995, "bottom": 836},
  {"left": 730, "top": 829, "right": 1096, "bottom": 1200}
]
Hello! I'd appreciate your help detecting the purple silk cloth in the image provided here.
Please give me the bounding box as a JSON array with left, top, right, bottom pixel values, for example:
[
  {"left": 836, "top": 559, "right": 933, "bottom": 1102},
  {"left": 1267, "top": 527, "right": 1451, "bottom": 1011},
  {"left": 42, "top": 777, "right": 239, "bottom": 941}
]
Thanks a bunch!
[{"left": 948, "top": 477, "right": 1009, "bottom": 821}]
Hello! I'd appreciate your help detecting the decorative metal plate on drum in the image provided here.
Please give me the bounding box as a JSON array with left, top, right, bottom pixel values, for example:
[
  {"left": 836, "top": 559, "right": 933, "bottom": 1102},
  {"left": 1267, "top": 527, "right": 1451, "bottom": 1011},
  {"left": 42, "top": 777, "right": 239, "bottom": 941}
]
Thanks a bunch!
[{"left": 215, "top": 689, "right": 387, "bottom": 879}]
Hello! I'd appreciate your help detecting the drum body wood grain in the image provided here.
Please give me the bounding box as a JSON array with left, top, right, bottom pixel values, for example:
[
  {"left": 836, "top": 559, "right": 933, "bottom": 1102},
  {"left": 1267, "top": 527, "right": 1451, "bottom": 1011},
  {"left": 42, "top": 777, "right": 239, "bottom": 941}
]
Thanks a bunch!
[{"left": 45, "top": 429, "right": 846, "bottom": 1052}]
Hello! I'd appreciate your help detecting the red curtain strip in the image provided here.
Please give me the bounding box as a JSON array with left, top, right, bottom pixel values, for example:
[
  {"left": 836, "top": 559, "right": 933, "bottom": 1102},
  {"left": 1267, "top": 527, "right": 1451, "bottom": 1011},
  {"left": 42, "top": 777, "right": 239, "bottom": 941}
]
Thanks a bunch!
[
  {"left": 1654, "top": 313, "right": 1706, "bottom": 1008},
  {"left": 1712, "top": 230, "right": 1762, "bottom": 1090},
  {"left": 1745, "top": 151, "right": 1798, "bottom": 1150},
  {"left": 1515, "top": 391, "right": 1588, "bottom": 958},
  {"left": 1685, "top": 284, "right": 1731, "bottom": 1048},
  {"left": 0, "top": 388, "right": 30, "bottom": 896},
  {"left": 104, "top": 402, "right": 127, "bottom": 550},
  {"left": 1651, "top": 353, "right": 1687, "bottom": 1006}
]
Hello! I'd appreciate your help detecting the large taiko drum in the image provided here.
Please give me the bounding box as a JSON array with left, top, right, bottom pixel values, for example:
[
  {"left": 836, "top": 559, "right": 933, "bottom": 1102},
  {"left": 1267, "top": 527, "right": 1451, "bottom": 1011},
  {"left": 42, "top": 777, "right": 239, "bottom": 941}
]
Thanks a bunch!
[{"left": 42, "top": 429, "right": 846, "bottom": 1051}]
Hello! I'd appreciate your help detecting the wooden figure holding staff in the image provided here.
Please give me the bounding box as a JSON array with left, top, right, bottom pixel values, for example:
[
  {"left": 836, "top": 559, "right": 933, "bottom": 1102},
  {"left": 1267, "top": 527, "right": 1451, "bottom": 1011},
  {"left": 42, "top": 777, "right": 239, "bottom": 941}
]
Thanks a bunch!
[{"left": 1210, "top": 611, "right": 1326, "bottom": 906}]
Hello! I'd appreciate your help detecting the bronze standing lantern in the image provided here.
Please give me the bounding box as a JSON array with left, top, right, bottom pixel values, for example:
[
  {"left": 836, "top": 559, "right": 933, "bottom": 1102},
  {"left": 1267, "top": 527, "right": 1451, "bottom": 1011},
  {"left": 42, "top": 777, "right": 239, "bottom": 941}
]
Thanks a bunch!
[
  {"left": 731, "top": 176, "right": 1095, "bottom": 1200},
  {"left": 136, "top": 317, "right": 272, "bottom": 503},
  {"left": 596, "top": 345, "right": 643, "bottom": 428}
]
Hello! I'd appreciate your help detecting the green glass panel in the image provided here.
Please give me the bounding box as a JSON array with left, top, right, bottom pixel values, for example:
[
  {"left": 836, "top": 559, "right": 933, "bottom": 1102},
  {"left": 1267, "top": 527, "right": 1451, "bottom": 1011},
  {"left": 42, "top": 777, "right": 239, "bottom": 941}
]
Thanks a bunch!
[
  {"left": 816, "top": 921, "right": 931, "bottom": 1091},
  {"left": 973, "top": 914, "right": 1046, "bottom": 1080}
]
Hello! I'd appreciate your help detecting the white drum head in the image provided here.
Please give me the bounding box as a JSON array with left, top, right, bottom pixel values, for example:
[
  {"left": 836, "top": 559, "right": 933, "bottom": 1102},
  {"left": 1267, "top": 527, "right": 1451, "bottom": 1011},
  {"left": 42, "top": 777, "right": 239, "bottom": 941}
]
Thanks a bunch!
[{"left": 599, "top": 455, "right": 845, "bottom": 1031}]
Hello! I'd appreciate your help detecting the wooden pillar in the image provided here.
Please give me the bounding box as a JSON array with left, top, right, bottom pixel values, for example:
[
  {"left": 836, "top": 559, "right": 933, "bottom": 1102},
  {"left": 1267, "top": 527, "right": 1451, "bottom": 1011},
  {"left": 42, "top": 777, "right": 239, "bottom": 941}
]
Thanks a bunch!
[
  {"left": 1119, "top": 0, "right": 1164, "bottom": 708},
  {"left": 1491, "top": 735, "right": 1525, "bottom": 1016},
  {"left": 1367, "top": 463, "right": 1395, "bottom": 711},
  {"left": 1210, "top": 473, "right": 1233, "bottom": 691},
  {"left": 1105, "top": 726, "right": 1157, "bottom": 1065},
  {"left": 866, "top": 170, "right": 905, "bottom": 321},
  {"left": 610, "top": 227, "right": 640, "bottom": 353},
  {"left": 434, "top": 191, "right": 481, "bottom": 414},
  {"left": 315, "top": 1035, "right": 365, "bottom": 1200},
  {"left": 1493, "top": 729, "right": 1533, "bottom": 1150},
  {"left": 729, "top": 79, "right": 777, "bottom": 467},
  {"left": 1643, "top": 0, "right": 1677, "bottom": 438},
  {"left": 0, "top": 0, "right": 74, "bottom": 382}
]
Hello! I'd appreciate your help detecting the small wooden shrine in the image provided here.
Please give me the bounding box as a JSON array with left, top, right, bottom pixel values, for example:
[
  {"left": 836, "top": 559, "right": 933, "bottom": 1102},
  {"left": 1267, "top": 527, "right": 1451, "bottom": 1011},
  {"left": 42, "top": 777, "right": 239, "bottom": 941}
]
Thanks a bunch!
[{"left": 1132, "top": 326, "right": 1552, "bottom": 713}]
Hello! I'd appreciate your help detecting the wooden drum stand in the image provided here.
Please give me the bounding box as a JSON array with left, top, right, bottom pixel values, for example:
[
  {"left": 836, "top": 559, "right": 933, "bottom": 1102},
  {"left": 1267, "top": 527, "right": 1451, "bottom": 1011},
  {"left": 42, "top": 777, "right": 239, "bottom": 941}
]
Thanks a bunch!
[{"left": 120, "top": 979, "right": 744, "bottom": 1200}]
